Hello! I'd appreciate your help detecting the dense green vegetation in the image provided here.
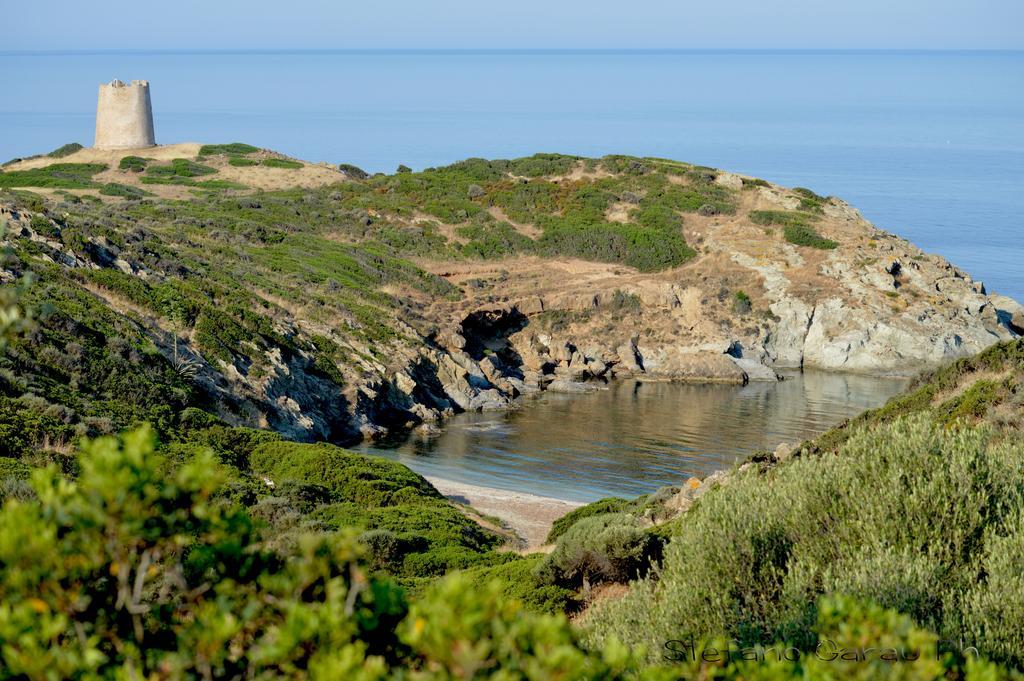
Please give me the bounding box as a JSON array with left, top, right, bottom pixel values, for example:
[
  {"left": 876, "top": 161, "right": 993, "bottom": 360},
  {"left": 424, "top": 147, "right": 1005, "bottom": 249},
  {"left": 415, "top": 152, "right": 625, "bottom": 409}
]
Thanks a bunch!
[
  {"left": 140, "top": 157, "right": 219, "bottom": 185},
  {"left": 0, "top": 163, "right": 107, "bottom": 189},
  {"left": 198, "top": 142, "right": 260, "bottom": 157},
  {"left": 783, "top": 223, "right": 838, "bottom": 249},
  {"left": 6, "top": 152, "right": 1023, "bottom": 677},
  {"left": 0, "top": 426, "right": 656, "bottom": 679},
  {"left": 749, "top": 210, "right": 838, "bottom": 249},
  {"left": 98, "top": 182, "right": 153, "bottom": 198},
  {"left": 261, "top": 157, "right": 303, "bottom": 169},
  {"left": 118, "top": 155, "right": 148, "bottom": 172},
  {"left": 586, "top": 414, "right": 1024, "bottom": 666},
  {"left": 345, "top": 153, "right": 736, "bottom": 270}
]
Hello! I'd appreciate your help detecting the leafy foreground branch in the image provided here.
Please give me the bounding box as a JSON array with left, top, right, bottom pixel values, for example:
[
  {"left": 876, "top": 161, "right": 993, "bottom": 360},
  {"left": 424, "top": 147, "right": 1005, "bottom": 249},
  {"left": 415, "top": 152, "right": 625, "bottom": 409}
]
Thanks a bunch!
[
  {"left": 0, "top": 425, "right": 634, "bottom": 679},
  {"left": 0, "top": 424, "right": 1020, "bottom": 679}
]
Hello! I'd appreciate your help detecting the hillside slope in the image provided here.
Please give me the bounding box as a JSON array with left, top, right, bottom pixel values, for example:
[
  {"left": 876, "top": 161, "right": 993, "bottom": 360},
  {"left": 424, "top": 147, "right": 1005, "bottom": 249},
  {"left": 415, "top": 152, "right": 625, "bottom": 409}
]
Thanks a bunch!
[
  {"left": 516, "top": 338, "right": 1024, "bottom": 668},
  {"left": 1, "top": 148, "right": 1019, "bottom": 449}
]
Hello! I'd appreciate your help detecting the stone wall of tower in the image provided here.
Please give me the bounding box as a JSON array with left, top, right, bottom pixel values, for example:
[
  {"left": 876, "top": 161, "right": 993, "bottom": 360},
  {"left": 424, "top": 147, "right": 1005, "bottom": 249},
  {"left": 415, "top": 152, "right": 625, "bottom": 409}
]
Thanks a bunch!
[{"left": 94, "top": 79, "right": 156, "bottom": 150}]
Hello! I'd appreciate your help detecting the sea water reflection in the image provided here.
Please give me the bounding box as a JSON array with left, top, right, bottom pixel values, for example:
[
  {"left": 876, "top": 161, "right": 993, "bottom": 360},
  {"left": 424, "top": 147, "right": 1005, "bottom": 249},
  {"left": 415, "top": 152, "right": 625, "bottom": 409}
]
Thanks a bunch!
[{"left": 357, "top": 370, "right": 910, "bottom": 502}]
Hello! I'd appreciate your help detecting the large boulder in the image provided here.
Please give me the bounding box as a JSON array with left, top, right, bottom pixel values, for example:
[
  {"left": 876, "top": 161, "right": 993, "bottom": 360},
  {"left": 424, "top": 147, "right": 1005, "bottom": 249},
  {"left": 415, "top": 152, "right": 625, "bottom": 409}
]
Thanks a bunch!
[{"left": 639, "top": 347, "right": 747, "bottom": 384}]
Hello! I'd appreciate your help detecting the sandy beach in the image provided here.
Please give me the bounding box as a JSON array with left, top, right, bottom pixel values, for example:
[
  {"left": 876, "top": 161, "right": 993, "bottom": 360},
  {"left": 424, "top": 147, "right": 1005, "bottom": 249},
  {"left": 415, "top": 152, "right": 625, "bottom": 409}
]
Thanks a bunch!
[{"left": 425, "top": 476, "right": 584, "bottom": 549}]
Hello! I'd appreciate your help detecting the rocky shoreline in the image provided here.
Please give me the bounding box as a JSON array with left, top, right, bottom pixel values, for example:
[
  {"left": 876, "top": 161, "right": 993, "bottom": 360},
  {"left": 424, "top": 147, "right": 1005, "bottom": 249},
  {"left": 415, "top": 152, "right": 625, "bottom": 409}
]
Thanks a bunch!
[{"left": 4, "top": 158, "right": 1022, "bottom": 447}]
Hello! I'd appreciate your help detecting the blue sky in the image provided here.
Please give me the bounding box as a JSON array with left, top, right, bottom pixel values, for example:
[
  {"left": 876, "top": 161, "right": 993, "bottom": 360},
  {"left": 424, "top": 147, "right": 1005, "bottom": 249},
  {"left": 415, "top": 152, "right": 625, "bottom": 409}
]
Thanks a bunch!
[{"left": 6, "top": 0, "right": 1023, "bottom": 51}]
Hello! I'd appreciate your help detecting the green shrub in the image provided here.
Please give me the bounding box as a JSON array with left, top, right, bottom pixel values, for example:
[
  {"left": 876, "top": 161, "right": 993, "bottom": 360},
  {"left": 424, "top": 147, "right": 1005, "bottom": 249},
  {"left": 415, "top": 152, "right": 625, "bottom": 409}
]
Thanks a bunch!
[
  {"left": 608, "top": 289, "right": 642, "bottom": 312},
  {"left": 261, "top": 158, "right": 303, "bottom": 170},
  {"left": 316, "top": 499, "right": 505, "bottom": 577},
  {"left": 0, "top": 163, "right": 106, "bottom": 189},
  {"left": 750, "top": 209, "right": 836, "bottom": 248},
  {"left": 658, "top": 596, "right": 991, "bottom": 679},
  {"left": 29, "top": 214, "right": 59, "bottom": 238},
  {"left": 249, "top": 441, "right": 442, "bottom": 507},
  {"left": 934, "top": 379, "right": 1002, "bottom": 427},
  {"left": 0, "top": 456, "right": 31, "bottom": 481},
  {"left": 192, "top": 179, "right": 247, "bottom": 190},
  {"left": 339, "top": 163, "right": 369, "bottom": 179},
  {"left": 0, "top": 426, "right": 409, "bottom": 678},
  {"left": 198, "top": 143, "right": 259, "bottom": 157},
  {"left": 400, "top": 575, "right": 641, "bottom": 679},
  {"left": 118, "top": 155, "right": 148, "bottom": 172},
  {"left": 456, "top": 220, "right": 533, "bottom": 259},
  {"left": 228, "top": 157, "right": 260, "bottom": 167},
  {"left": 537, "top": 513, "right": 662, "bottom": 590},
  {"left": 98, "top": 182, "right": 153, "bottom": 198},
  {"left": 586, "top": 416, "right": 1024, "bottom": 666},
  {"left": 733, "top": 290, "right": 752, "bottom": 314},
  {"left": 784, "top": 224, "right": 838, "bottom": 249},
  {"left": 548, "top": 497, "right": 632, "bottom": 543},
  {"left": 462, "top": 555, "right": 580, "bottom": 614},
  {"left": 46, "top": 143, "right": 84, "bottom": 158},
  {"left": 142, "top": 158, "right": 217, "bottom": 185},
  {"left": 749, "top": 209, "right": 813, "bottom": 227},
  {"left": 507, "top": 153, "right": 579, "bottom": 177},
  {"left": 793, "top": 186, "right": 829, "bottom": 212}
]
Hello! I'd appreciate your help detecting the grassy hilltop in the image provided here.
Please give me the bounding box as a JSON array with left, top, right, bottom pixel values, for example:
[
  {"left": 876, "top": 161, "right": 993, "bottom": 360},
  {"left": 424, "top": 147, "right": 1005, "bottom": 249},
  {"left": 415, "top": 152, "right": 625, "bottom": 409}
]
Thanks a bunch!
[{"left": 1, "top": 144, "right": 1023, "bottom": 677}]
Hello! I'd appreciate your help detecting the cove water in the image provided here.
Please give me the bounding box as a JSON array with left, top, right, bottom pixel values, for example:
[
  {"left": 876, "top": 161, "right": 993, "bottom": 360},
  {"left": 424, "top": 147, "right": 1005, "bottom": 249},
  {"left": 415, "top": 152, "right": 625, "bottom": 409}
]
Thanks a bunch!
[
  {"left": 357, "top": 373, "right": 910, "bottom": 502},
  {"left": 1, "top": 49, "right": 1022, "bottom": 300}
]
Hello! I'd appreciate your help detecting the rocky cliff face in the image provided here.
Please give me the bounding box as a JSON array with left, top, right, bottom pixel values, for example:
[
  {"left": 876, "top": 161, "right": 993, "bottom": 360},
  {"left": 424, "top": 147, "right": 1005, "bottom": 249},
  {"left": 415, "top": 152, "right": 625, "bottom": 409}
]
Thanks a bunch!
[
  {"left": 415, "top": 183, "right": 1018, "bottom": 393},
  {"left": 353, "top": 185, "right": 1021, "bottom": 435}
]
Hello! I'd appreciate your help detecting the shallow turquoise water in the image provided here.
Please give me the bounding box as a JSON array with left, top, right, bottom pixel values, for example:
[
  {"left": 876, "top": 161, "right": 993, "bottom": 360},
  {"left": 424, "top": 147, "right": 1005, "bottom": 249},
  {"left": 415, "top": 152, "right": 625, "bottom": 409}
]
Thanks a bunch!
[
  {"left": 357, "top": 372, "right": 910, "bottom": 502},
  {"left": 1, "top": 50, "right": 1022, "bottom": 299}
]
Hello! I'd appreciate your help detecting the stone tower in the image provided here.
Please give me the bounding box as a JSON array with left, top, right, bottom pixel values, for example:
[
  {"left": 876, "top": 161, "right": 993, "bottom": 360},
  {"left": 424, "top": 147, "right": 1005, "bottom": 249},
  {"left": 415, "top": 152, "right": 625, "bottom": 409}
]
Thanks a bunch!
[{"left": 94, "top": 79, "right": 155, "bottom": 149}]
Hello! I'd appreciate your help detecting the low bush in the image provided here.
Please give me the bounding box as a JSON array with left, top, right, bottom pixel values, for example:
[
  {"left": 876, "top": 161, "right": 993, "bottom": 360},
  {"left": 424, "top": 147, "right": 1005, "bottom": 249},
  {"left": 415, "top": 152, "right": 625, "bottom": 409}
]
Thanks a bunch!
[
  {"left": 536, "top": 513, "right": 662, "bottom": 590},
  {"left": 793, "top": 186, "right": 829, "bottom": 212},
  {"left": 0, "top": 163, "right": 106, "bottom": 189},
  {"left": 457, "top": 220, "right": 533, "bottom": 259},
  {"left": 784, "top": 224, "right": 838, "bottom": 249},
  {"left": 261, "top": 158, "right": 303, "bottom": 170},
  {"left": 99, "top": 182, "right": 153, "bottom": 198},
  {"left": 587, "top": 415, "right": 1024, "bottom": 667},
  {"left": 0, "top": 456, "right": 31, "bottom": 481},
  {"left": 748, "top": 209, "right": 813, "bottom": 227},
  {"left": 934, "top": 378, "right": 1002, "bottom": 427},
  {"left": 733, "top": 290, "right": 752, "bottom": 314},
  {"left": 118, "top": 155, "right": 148, "bottom": 172},
  {"left": 142, "top": 158, "right": 217, "bottom": 185},
  {"left": 751, "top": 210, "right": 837, "bottom": 248},
  {"left": 339, "top": 163, "right": 369, "bottom": 179},
  {"left": 46, "top": 142, "right": 84, "bottom": 158},
  {"left": 29, "top": 214, "right": 59, "bottom": 238},
  {"left": 228, "top": 157, "right": 260, "bottom": 167},
  {"left": 198, "top": 143, "right": 259, "bottom": 157},
  {"left": 547, "top": 497, "right": 632, "bottom": 543},
  {"left": 462, "top": 555, "right": 581, "bottom": 614},
  {"left": 249, "top": 440, "right": 442, "bottom": 506},
  {"left": 316, "top": 499, "right": 506, "bottom": 577}
]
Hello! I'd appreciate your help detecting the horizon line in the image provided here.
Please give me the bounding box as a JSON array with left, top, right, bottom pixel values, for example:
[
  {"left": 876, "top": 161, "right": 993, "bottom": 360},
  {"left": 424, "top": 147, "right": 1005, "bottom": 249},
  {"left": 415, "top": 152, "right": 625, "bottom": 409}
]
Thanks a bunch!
[{"left": 3, "top": 47, "right": 1023, "bottom": 56}]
